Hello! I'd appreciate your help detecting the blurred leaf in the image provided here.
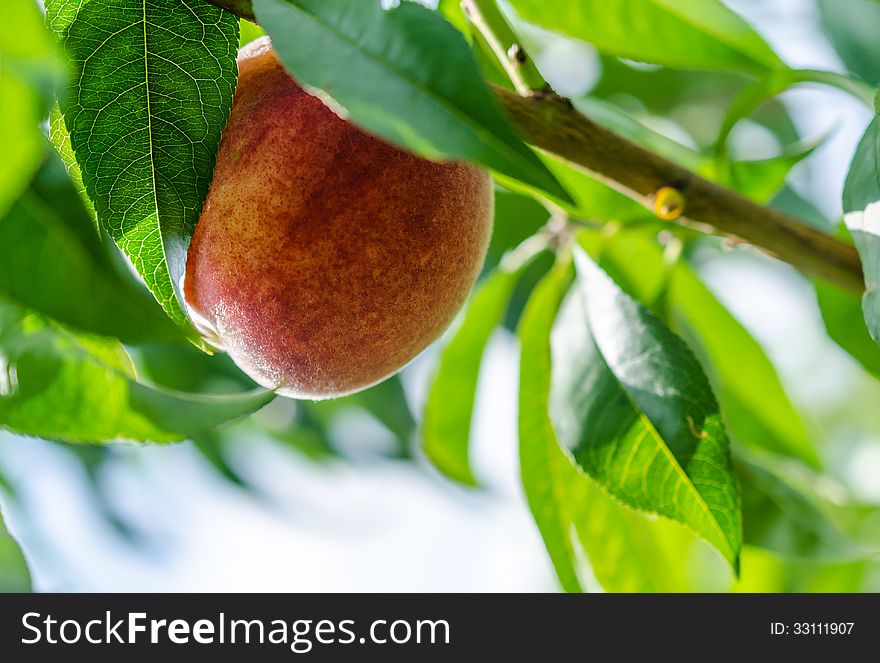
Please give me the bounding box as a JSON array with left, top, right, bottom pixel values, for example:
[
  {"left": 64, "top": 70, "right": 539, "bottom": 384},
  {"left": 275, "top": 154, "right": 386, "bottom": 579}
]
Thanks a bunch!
[
  {"left": 192, "top": 432, "right": 250, "bottom": 488},
  {"left": 818, "top": 0, "right": 880, "bottom": 86},
  {"left": 670, "top": 269, "right": 820, "bottom": 467},
  {"left": 771, "top": 185, "right": 831, "bottom": 231},
  {"left": 842, "top": 117, "right": 880, "bottom": 343},
  {"left": 732, "top": 546, "right": 871, "bottom": 592},
  {"left": 0, "top": 0, "right": 64, "bottom": 218},
  {"left": 507, "top": 0, "right": 784, "bottom": 73},
  {"left": 541, "top": 158, "right": 649, "bottom": 222},
  {"left": 0, "top": 152, "right": 185, "bottom": 344},
  {"left": 737, "top": 454, "right": 868, "bottom": 562},
  {"left": 576, "top": 97, "right": 818, "bottom": 203},
  {"left": 255, "top": 0, "right": 571, "bottom": 203},
  {"left": 484, "top": 189, "right": 550, "bottom": 274},
  {"left": 46, "top": 0, "right": 239, "bottom": 334},
  {"left": 424, "top": 260, "right": 530, "bottom": 485},
  {"left": 568, "top": 478, "right": 695, "bottom": 592},
  {"left": 48, "top": 106, "right": 96, "bottom": 228},
  {"left": 550, "top": 247, "right": 742, "bottom": 570},
  {"left": 592, "top": 56, "right": 742, "bottom": 115},
  {"left": 349, "top": 376, "right": 415, "bottom": 454},
  {"left": 0, "top": 300, "right": 273, "bottom": 443},
  {"left": 576, "top": 97, "right": 705, "bottom": 171},
  {"left": 131, "top": 343, "right": 257, "bottom": 393},
  {"left": 267, "top": 404, "right": 337, "bottom": 461},
  {"left": 64, "top": 445, "right": 145, "bottom": 542},
  {"left": 437, "top": 0, "right": 471, "bottom": 37},
  {"left": 722, "top": 136, "right": 822, "bottom": 203},
  {"left": 0, "top": 501, "right": 30, "bottom": 592},
  {"left": 816, "top": 280, "right": 880, "bottom": 377}
]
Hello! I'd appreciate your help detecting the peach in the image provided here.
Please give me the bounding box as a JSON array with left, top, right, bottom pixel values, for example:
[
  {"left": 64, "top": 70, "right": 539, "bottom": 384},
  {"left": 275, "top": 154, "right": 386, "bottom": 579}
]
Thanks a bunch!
[{"left": 184, "top": 38, "right": 493, "bottom": 399}]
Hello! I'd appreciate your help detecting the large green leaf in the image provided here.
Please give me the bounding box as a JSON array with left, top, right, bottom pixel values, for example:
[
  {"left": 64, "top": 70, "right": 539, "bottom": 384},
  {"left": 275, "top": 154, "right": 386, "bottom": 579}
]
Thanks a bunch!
[
  {"left": 424, "top": 262, "right": 528, "bottom": 485},
  {"left": 0, "top": 300, "right": 273, "bottom": 444},
  {"left": 592, "top": 231, "right": 819, "bottom": 467},
  {"left": 0, "top": 0, "right": 64, "bottom": 218},
  {"left": 254, "top": 0, "right": 570, "bottom": 203},
  {"left": 0, "top": 501, "right": 30, "bottom": 592},
  {"left": 45, "top": 0, "right": 239, "bottom": 333},
  {"left": 518, "top": 261, "right": 692, "bottom": 592},
  {"left": 507, "top": 0, "right": 784, "bottom": 73},
  {"left": 0, "top": 152, "right": 185, "bottom": 344},
  {"left": 842, "top": 117, "right": 880, "bottom": 342},
  {"left": 550, "top": 246, "right": 742, "bottom": 570}
]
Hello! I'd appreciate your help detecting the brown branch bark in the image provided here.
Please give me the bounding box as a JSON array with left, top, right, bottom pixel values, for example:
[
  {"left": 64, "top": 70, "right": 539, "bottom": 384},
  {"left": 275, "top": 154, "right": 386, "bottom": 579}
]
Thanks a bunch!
[
  {"left": 206, "top": 0, "right": 864, "bottom": 293},
  {"left": 498, "top": 88, "right": 864, "bottom": 292}
]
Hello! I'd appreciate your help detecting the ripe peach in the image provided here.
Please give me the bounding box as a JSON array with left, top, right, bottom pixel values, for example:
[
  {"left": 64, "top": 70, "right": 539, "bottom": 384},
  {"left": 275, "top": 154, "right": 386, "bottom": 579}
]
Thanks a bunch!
[{"left": 184, "top": 38, "right": 493, "bottom": 399}]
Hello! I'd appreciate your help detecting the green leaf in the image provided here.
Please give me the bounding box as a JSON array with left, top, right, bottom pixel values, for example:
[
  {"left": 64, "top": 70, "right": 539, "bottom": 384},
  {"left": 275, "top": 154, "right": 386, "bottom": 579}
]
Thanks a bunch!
[
  {"left": 737, "top": 453, "right": 868, "bottom": 561},
  {"left": 131, "top": 342, "right": 258, "bottom": 393},
  {"left": 0, "top": 300, "right": 273, "bottom": 444},
  {"left": 45, "top": 0, "right": 240, "bottom": 333},
  {"left": 818, "top": 0, "right": 880, "bottom": 86},
  {"left": 0, "top": 501, "right": 31, "bottom": 592},
  {"left": 842, "top": 117, "right": 880, "bottom": 342},
  {"left": 239, "top": 19, "right": 265, "bottom": 48},
  {"left": 670, "top": 269, "right": 820, "bottom": 467},
  {"left": 349, "top": 376, "right": 416, "bottom": 454},
  {"left": 592, "top": 231, "right": 819, "bottom": 467},
  {"left": 517, "top": 260, "right": 583, "bottom": 592},
  {"left": 436, "top": 0, "right": 471, "bottom": 37},
  {"left": 424, "top": 261, "right": 528, "bottom": 485},
  {"left": 0, "top": 0, "right": 64, "bottom": 218},
  {"left": 192, "top": 431, "right": 250, "bottom": 489},
  {"left": 542, "top": 157, "right": 649, "bottom": 223},
  {"left": 0, "top": 152, "right": 185, "bottom": 344},
  {"left": 569, "top": 486, "right": 695, "bottom": 592},
  {"left": 772, "top": 185, "right": 831, "bottom": 231},
  {"left": 551, "top": 246, "right": 742, "bottom": 570},
  {"left": 507, "top": 0, "right": 785, "bottom": 73},
  {"left": 518, "top": 260, "right": 692, "bottom": 592},
  {"left": 816, "top": 280, "right": 880, "bottom": 377},
  {"left": 254, "top": 0, "right": 571, "bottom": 203},
  {"left": 484, "top": 189, "right": 550, "bottom": 274},
  {"left": 721, "top": 136, "right": 822, "bottom": 204},
  {"left": 48, "top": 106, "right": 97, "bottom": 228}
]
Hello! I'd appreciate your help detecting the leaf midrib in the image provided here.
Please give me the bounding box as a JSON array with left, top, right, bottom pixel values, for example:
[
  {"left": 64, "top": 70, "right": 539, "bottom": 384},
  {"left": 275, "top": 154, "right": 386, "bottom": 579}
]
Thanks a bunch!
[{"left": 585, "top": 316, "right": 736, "bottom": 564}]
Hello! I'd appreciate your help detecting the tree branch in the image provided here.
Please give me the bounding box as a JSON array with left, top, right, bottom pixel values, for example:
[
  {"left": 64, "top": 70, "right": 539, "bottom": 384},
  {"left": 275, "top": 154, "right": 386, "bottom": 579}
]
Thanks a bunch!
[
  {"left": 498, "top": 87, "right": 863, "bottom": 292},
  {"left": 205, "top": 0, "right": 864, "bottom": 293}
]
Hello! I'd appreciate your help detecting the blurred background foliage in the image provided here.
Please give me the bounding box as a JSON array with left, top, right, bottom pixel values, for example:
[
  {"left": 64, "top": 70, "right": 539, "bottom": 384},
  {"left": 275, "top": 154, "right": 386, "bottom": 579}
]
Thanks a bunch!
[{"left": 2, "top": 0, "right": 880, "bottom": 591}]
